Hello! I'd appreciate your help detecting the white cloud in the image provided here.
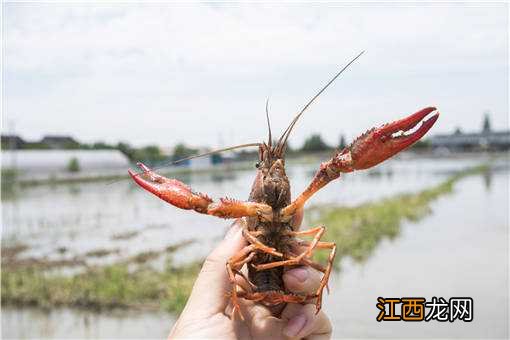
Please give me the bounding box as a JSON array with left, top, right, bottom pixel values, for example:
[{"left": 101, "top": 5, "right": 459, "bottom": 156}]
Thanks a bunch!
[{"left": 4, "top": 3, "right": 508, "bottom": 148}]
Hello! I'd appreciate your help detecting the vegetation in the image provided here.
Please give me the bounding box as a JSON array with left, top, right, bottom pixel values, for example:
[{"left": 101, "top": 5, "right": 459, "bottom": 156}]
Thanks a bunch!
[
  {"left": 115, "top": 142, "right": 167, "bottom": 164},
  {"left": 116, "top": 141, "right": 198, "bottom": 164},
  {"left": 1, "top": 169, "right": 19, "bottom": 199},
  {"left": 19, "top": 142, "right": 51, "bottom": 150},
  {"left": 67, "top": 158, "right": 81, "bottom": 172},
  {"left": 410, "top": 139, "right": 431, "bottom": 150},
  {"left": 1, "top": 168, "right": 18, "bottom": 184},
  {"left": 2, "top": 260, "right": 201, "bottom": 313},
  {"left": 85, "top": 249, "right": 120, "bottom": 257},
  {"left": 171, "top": 143, "right": 199, "bottom": 162},
  {"left": 2, "top": 243, "right": 29, "bottom": 259},
  {"left": 133, "top": 145, "right": 167, "bottom": 164},
  {"left": 483, "top": 112, "right": 492, "bottom": 132},
  {"left": 338, "top": 135, "right": 347, "bottom": 149},
  {"left": 111, "top": 230, "right": 140, "bottom": 241},
  {"left": 2, "top": 239, "right": 199, "bottom": 312},
  {"left": 301, "top": 134, "right": 331, "bottom": 152}
]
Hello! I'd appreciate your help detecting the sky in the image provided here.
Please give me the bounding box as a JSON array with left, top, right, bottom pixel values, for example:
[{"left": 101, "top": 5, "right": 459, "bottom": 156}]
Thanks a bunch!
[{"left": 3, "top": 2, "right": 509, "bottom": 149}]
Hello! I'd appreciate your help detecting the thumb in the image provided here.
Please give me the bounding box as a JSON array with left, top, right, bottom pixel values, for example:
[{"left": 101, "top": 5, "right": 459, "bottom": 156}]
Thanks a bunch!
[{"left": 181, "top": 220, "right": 247, "bottom": 317}]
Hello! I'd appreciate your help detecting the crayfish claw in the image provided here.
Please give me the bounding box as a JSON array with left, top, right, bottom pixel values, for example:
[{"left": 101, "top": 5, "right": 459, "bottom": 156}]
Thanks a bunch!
[{"left": 342, "top": 107, "right": 440, "bottom": 171}]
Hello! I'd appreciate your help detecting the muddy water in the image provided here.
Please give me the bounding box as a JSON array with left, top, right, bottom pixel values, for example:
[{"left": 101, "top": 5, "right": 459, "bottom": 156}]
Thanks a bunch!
[
  {"left": 1, "top": 307, "right": 174, "bottom": 339},
  {"left": 2, "top": 154, "right": 508, "bottom": 339}
]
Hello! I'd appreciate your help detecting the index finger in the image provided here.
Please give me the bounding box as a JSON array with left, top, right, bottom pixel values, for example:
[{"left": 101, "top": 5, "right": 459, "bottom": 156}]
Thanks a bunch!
[{"left": 182, "top": 221, "right": 247, "bottom": 317}]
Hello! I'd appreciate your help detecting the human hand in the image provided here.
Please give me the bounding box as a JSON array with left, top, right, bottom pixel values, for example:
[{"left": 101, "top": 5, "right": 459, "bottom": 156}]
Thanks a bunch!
[{"left": 169, "top": 222, "right": 332, "bottom": 339}]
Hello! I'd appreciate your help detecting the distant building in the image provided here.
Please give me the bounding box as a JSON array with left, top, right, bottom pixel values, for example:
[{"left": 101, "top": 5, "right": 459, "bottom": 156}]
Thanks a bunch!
[
  {"left": 1, "top": 150, "right": 130, "bottom": 176},
  {"left": 430, "top": 131, "right": 510, "bottom": 150},
  {"left": 430, "top": 113, "right": 510, "bottom": 151},
  {"left": 187, "top": 148, "right": 224, "bottom": 169},
  {"left": 40, "top": 135, "right": 80, "bottom": 149},
  {"left": 1, "top": 135, "right": 26, "bottom": 149}
]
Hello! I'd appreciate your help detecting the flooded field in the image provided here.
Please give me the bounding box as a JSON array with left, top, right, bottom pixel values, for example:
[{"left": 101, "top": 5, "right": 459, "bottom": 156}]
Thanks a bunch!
[{"left": 2, "top": 154, "right": 509, "bottom": 339}]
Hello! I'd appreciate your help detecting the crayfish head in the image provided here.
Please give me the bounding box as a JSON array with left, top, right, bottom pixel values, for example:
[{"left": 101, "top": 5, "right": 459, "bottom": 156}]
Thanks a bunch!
[
  {"left": 249, "top": 144, "right": 291, "bottom": 209},
  {"left": 263, "top": 159, "right": 291, "bottom": 208}
]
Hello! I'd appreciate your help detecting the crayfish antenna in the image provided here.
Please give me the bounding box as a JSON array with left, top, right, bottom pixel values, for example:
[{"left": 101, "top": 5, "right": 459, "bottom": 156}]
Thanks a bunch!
[
  {"left": 275, "top": 51, "right": 365, "bottom": 156},
  {"left": 265, "top": 97, "right": 272, "bottom": 149}
]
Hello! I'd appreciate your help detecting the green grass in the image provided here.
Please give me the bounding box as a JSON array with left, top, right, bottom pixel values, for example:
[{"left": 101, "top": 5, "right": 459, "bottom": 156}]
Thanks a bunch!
[
  {"left": 1, "top": 169, "right": 20, "bottom": 199},
  {"left": 1, "top": 259, "right": 201, "bottom": 313},
  {"left": 308, "top": 164, "right": 489, "bottom": 264}
]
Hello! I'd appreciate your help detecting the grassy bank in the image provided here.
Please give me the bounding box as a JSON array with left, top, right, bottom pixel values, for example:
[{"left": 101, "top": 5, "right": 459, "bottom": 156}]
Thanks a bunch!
[
  {"left": 2, "top": 259, "right": 201, "bottom": 313},
  {"left": 1, "top": 164, "right": 490, "bottom": 313},
  {"left": 1, "top": 239, "right": 199, "bottom": 312}
]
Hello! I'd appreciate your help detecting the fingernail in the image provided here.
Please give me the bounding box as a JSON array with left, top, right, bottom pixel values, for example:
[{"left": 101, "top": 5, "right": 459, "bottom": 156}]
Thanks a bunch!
[
  {"left": 287, "top": 267, "right": 308, "bottom": 282},
  {"left": 284, "top": 314, "right": 307, "bottom": 337}
]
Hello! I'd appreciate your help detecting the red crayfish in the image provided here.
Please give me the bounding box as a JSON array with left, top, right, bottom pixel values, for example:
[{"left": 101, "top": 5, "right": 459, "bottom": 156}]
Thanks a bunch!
[{"left": 128, "top": 52, "right": 439, "bottom": 319}]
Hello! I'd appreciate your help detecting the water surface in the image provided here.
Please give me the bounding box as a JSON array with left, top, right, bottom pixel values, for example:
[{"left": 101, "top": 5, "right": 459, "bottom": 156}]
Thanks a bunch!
[{"left": 2, "top": 154, "right": 508, "bottom": 338}]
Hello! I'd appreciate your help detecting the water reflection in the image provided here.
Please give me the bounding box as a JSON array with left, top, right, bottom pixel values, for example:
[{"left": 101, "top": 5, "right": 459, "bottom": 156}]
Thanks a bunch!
[
  {"left": 2, "top": 306, "right": 173, "bottom": 339},
  {"left": 67, "top": 184, "right": 82, "bottom": 196},
  {"left": 483, "top": 170, "right": 492, "bottom": 191}
]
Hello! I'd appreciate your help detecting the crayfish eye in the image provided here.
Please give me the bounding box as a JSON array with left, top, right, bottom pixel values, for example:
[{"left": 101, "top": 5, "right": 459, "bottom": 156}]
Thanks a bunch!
[{"left": 255, "top": 162, "right": 260, "bottom": 169}]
